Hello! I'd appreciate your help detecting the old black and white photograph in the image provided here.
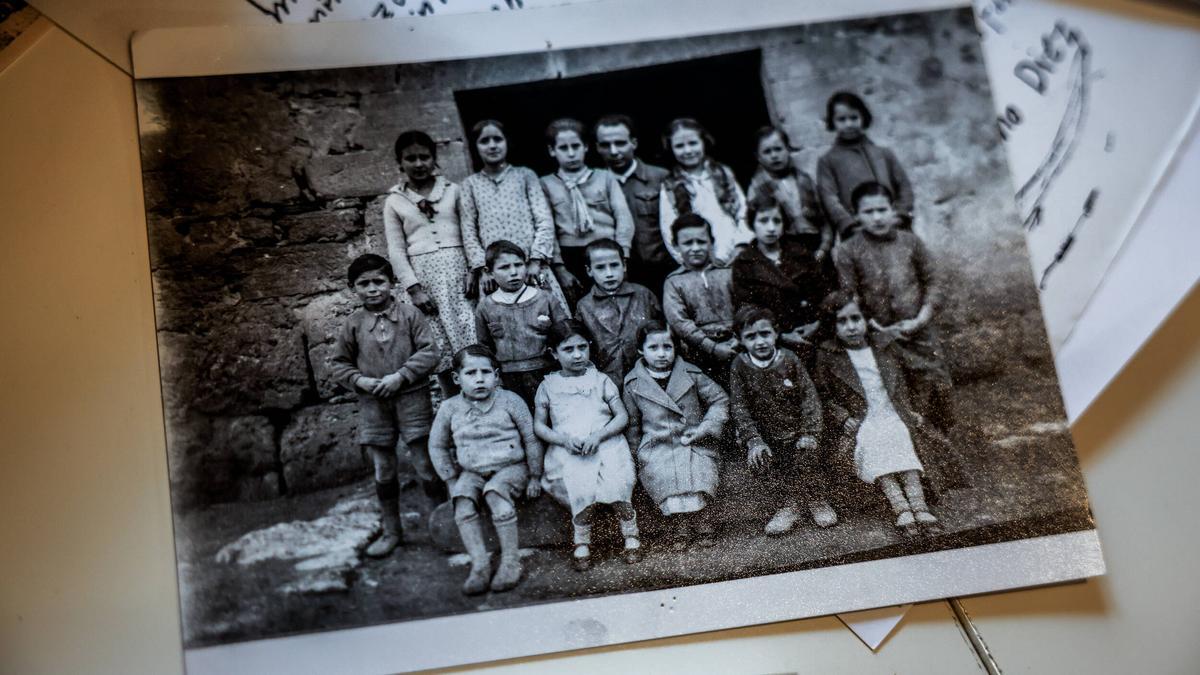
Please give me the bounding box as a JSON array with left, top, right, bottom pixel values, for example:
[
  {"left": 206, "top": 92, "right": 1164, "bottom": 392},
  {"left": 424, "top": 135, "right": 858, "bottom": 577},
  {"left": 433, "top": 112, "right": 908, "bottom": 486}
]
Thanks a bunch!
[{"left": 134, "top": 3, "right": 1101, "bottom": 670}]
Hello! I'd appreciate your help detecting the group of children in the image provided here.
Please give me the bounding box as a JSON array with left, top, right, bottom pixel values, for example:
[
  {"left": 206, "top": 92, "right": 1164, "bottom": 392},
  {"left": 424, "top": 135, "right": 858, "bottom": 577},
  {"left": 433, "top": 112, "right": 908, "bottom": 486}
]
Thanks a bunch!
[{"left": 332, "top": 91, "right": 956, "bottom": 595}]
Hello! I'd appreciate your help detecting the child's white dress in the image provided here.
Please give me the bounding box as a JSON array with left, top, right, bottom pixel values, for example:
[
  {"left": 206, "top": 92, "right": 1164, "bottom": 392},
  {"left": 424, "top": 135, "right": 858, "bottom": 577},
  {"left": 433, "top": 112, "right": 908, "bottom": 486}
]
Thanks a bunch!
[
  {"left": 847, "top": 347, "right": 924, "bottom": 484},
  {"left": 538, "top": 367, "right": 638, "bottom": 517}
]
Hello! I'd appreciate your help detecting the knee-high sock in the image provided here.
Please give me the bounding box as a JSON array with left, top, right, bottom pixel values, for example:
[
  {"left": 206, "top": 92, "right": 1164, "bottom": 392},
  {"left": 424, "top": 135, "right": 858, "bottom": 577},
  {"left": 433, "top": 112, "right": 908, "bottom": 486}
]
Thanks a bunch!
[
  {"left": 492, "top": 513, "right": 520, "bottom": 560},
  {"left": 878, "top": 474, "right": 911, "bottom": 514},
  {"left": 900, "top": 471, "right": 928, "bottom": 512},
  {"left": 456, "top": 513, "right": 488, "bottom": 567}
]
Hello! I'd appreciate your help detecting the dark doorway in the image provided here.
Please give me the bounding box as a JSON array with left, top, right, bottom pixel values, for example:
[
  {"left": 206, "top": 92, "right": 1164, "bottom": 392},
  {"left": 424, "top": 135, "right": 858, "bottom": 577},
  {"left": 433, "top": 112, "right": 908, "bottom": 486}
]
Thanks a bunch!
[{"left": 454, "top": 50, "right": 772, "bottom": 185}]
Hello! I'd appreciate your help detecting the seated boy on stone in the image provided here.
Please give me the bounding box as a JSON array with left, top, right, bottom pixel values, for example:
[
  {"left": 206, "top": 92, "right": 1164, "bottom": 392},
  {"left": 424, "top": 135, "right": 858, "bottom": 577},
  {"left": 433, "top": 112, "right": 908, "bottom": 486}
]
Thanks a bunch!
[{"left": 329, "top": 253, "right": 442, "bottom": 558}]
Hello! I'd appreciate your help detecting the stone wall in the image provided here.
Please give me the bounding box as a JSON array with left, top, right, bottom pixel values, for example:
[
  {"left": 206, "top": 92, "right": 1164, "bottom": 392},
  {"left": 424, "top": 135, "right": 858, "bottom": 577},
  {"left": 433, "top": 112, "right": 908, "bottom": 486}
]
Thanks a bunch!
[{"left": 138, "top": 8, "right": 1051, "bottom": 508}]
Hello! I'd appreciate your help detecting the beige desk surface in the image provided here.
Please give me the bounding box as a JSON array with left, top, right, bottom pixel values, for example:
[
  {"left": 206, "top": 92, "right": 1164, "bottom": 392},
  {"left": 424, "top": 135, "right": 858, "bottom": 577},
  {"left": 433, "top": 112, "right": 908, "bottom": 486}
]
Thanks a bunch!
[{"left": 2, "top": 24, "right": 1198, "bottom": 674}]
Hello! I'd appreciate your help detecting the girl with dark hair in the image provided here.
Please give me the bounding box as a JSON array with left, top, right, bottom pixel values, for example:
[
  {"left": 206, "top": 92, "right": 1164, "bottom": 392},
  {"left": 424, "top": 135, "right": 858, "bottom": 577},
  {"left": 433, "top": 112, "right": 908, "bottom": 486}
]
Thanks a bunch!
[
  {"left": 382, "top": 130, "right": 478, "bottom": 396},
  {"left": 811, "top": 291, "right": 948, "bottom": 537},
  {"left": 815, "top": 92, "right": 914, "bottom": 238},
  {"left": 459, "top": 119, "right": 570, "bottom": 313},
  {"left": 622, "top": 321, "right": 729, "bottom": 550},
  {"left": 746, "top": 125, "right": 833, "bottom": 260},
  {"left": 533, "top": 319, "right": 641, "bottom": 569},
  {"left": 657, "top": 118, "right": 753, "bottom": 266}
]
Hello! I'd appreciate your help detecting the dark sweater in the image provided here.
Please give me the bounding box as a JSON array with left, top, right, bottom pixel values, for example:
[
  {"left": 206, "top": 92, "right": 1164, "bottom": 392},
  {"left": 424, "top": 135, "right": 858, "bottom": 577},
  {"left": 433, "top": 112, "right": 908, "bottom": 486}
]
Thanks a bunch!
[
  {"left": 731, "top": 239, "right": 832, "bottom": 332},
  {"left": 816, "top": 136, "right": 914, "bottom": 237},
  {"left": 728, "top": 348, "right": 822, "bottom": 452}
]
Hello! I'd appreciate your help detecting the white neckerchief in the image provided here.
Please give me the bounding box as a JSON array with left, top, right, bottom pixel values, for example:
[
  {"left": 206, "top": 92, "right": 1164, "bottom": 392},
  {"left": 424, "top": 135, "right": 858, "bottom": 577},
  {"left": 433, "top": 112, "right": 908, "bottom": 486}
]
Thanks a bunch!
[{"left": 557, "top": 167, "right": 595, "bottom": 236}]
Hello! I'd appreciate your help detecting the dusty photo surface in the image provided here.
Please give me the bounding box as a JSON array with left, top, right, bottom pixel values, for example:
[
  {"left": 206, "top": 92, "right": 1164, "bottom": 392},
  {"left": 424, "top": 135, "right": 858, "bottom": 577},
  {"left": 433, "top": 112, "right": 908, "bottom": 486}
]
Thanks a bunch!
[{"left": 135, "top": 5, "right": 1095, "bottom": 657}]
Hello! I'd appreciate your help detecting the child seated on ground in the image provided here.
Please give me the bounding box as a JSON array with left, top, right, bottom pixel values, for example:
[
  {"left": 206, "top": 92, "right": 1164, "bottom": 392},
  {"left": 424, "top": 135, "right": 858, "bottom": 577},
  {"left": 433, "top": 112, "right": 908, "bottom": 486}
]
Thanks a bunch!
[
  {"left": 731, "top": 190, "right": 833, "bottom": 357},
  {"left": 428, "top": 345, "right": 544, "bottom": 595},
  {"left": 812, "top": 291, "right": 944, "bottom": 537},
  {"left": 534, "top": 320, "right": 642, "bottom": 570},
  {"left": 475, "top": 239, "right": 569, "bottom": 407},
  {"left": 329, "top": 254, "right": 443, "bottom": 558},
  {"left": 623, "top": 321, "right": 729, "bottom": 550},
  {"left": 833, "top": 182, "right": 954, "bottom": 431},
  {"left": 662, "top": 213, "right": 738, "bottom": 382},
  {"left": 575, "top": 238, "right": 661, "bottom": 388},
  {"left": 728, "top": 306, "right": 837, "bottom": 535}
]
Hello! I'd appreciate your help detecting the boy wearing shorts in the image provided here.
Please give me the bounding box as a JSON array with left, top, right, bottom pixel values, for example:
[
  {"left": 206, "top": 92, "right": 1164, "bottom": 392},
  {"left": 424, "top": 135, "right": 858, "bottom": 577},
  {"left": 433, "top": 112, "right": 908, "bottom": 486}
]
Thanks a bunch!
[{"left": 330, "top": 254, "right": 442, "bottom": 558}]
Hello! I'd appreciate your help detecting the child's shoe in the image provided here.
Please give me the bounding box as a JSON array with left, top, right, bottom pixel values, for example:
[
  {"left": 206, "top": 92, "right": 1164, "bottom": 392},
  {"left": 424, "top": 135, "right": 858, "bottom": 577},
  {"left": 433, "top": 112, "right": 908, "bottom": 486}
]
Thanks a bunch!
[
  {"left": 365, "top": 505, "right": 403, "bottom": 558},
  {"left": 572, "top": 545, "right": 592, "bottom": 572},
  {"left": 915, "top": 510, "right": 944, "bottom": 535},
  {"left": 808, "top": 499, "right": 839, "bottom": 529},
  {"left": 462, "top": 561, "right": 491, "bottom": 596},
  {"left": 764, "top": 506, "right": 800, "bottom": 536},
  {"left": 623, "top": 538, "right": 643, "bottom": 564},
  {"left": 895, "top": 510, "right": 921, "bottom": 537},
  {"left": 490, "top": 554, "right": 523, "bottom": 592}
]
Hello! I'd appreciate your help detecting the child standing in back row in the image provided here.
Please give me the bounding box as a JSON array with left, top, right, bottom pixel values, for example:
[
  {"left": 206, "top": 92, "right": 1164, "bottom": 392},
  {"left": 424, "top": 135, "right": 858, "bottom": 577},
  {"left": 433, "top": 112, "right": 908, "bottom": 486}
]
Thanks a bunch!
[
  {"left": 816, "top": 92, "right": 914, "bottom": 239},
  {"left": 534, "top": 320, "right": 642, "bottom": 570},
  {"left": 746, "top": 126, "right": 834, "bottom": 261},
  {"left": 540, "top": 118, "right": 635, "bottom": 298},
  {"left": 475, "top": 240, "right": 569, "bottom": 408},
  {"left": 833, "top": 182, "right": 954, "bottom": 431},
  {"left": 659, "top": 118, "right": 753, "bottom": 266},
  {"left": 329, "top": 254, "right": 442, "bottom": 559}
]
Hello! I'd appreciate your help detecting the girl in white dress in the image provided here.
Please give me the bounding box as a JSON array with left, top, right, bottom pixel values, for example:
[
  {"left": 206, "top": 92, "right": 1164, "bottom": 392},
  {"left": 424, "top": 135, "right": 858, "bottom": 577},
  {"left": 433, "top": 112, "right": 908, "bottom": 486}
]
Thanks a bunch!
[
  {"left": 533, "top": 319, "right": 641, "bottom": 570},
  {"left": 813, "top": 290, "right": 943, "bottom": 537}
]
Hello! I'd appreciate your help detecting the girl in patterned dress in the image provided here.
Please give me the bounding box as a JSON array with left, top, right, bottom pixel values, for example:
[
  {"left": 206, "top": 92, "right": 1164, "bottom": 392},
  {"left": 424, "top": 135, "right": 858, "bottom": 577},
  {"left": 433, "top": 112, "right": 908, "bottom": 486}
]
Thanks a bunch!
[
  {"left": 382, "top": 130, "right": 478, "bottom": 396},
  {"left": 534, "top": 320, "right": 641, "bottom": 570},
  {"left": 459, "top": 119, "right": 571, "bottom": 314}
]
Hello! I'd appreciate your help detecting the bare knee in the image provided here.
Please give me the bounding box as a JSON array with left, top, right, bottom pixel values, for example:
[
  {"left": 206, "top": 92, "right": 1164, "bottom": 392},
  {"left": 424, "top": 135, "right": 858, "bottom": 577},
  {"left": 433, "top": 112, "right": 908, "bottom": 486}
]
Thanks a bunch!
[
  {"left": 484, "top": 492, "right": 516, "bottom": 522},
  {"left": 453, "top": 497, "right": 479, "bottom": 523},
  {"left": 366, "top": 445, "right": 398, "bottom": 482}
]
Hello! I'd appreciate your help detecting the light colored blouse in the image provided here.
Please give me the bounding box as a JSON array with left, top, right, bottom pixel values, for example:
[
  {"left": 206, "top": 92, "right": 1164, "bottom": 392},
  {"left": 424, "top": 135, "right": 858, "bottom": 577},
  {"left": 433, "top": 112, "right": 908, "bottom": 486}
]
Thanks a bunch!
[
  {"left": 459, "top": 164, "right": 556, "bottom": 269},
  {"left": 658, "top": 165, "right": 752, "bottom": 266},
  {"left": 381, "top": 175, "right": 464, "bottom": 290}
]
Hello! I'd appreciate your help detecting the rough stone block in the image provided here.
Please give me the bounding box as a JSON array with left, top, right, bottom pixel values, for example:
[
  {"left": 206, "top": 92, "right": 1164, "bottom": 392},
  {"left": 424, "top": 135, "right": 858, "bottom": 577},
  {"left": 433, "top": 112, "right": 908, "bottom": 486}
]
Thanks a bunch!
[
  {"left": 234, "top": 242, "right": 352, "bottom": 301},
  {"left": 291, "top": 98, "right": 365, "bottom": 156},
  {"left": 306, "top": 150, "right": 397, "bottom": 199},
  {"left": 281, "top": 208, "right": 363, "bottom": 244},
  {"left": 164, "top": 413, "right": 281, "bottom": 506},
  {"left": 296, "top": 292, "right": 359, "bottom": 399},
  {"left": 157, "top": 301, "right": 310, "bottom": 415},
  {"left": 280, "top": 403, "right": 370, "bottom": 493}
]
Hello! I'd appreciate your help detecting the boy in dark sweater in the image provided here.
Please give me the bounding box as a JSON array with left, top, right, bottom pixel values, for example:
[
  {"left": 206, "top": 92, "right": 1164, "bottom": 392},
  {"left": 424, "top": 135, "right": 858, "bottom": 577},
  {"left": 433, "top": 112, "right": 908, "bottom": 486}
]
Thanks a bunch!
[
  {"left": 575, "top": 237, "right": 661, "bottom": 388},
  {"left": 330, "top": 254, "right": 442, "bottom": 558},
  {"left": 476, "top": 239, "right": 569, "bottom": 408},
  {"left": 728, "top": 306, "right": 837, "bottom": 535},
  {"left": 833, "top": 181, "right": 954, "bottom": 432}
]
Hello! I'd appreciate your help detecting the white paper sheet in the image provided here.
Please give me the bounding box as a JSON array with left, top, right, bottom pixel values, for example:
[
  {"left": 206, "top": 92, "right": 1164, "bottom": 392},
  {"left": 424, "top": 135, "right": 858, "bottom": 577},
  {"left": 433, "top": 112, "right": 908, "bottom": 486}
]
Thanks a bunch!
[{"left": 978, "top": 0, "right": 1200, "bottom": 347}]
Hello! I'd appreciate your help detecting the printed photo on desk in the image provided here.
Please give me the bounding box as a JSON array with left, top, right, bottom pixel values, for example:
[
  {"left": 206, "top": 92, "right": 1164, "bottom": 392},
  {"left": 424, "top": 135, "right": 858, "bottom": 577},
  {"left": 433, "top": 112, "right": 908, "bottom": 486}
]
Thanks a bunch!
[{"left": 132, "top": 1, "right": 1103, "bottom": 671}]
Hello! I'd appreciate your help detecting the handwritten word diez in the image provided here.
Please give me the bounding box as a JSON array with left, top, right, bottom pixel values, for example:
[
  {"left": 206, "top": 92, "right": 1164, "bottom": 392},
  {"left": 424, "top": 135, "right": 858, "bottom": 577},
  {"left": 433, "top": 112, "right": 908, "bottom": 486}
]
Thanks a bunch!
[{"left": 1014, "top": 21, "right": 1086, "bottom": 95}]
